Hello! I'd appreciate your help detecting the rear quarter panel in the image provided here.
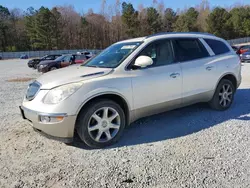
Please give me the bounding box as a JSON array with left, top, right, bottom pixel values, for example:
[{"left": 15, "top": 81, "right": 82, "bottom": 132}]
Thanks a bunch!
[{"left": 213, "top": 53, "right": 241, "bottom": 89}]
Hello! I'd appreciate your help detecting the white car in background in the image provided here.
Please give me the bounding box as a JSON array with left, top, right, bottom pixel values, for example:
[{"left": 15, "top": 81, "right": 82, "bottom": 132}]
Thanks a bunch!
[{"left": 20, "top": 32, "right": 241, "bottom": 148}]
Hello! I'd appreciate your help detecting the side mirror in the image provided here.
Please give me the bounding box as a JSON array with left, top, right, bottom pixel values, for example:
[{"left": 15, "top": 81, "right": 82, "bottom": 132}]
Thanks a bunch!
[{"left": 134, "top": 56, "right": 153, "bottom": 68}]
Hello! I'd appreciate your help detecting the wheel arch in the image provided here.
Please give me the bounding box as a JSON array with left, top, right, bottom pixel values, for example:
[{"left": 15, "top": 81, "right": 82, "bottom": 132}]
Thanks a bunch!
[
  {"left": 216, "top": 73, "right": 237, "bottom": 91},
  {"left": 76, "top": 92, "right": 131, "bottom": 127}
]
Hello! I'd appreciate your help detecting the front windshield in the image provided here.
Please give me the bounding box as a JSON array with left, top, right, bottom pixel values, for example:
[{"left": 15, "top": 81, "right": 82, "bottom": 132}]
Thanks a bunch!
[
  {"left": 41, "top": 55, "right": 48, "bottom": 59},
  {"left": 83, "top": 42, "right": 142, "bottom": 68},
  {"left": 55, "top": 55, "right": 66, "bottom": 61}
]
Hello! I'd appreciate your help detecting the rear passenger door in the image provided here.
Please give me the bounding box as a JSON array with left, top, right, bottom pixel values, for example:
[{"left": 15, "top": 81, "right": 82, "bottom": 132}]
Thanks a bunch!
[{"left": 173, "top": 38, "right": 216, "bottom": 104}]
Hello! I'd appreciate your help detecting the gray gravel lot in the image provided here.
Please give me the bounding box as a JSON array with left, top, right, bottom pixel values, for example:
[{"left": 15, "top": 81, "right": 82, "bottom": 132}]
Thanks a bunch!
[{"left": 0, "top": 59, "right": 250, "bottom": 188}]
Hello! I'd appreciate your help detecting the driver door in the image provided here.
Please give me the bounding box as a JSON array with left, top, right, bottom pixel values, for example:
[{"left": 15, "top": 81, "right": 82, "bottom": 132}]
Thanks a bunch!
[
  {"left": 130, "top": 39, "right": 182, "bottom": 118},
  {"left": 61, "top": 55, "right": 73, "bottom": 68}
]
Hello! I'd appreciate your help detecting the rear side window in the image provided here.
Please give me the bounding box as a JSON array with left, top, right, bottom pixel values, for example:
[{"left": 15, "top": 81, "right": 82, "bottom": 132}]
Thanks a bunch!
[
  {"left": 204, "top": 39, "right": 230, "bottom": 55},
  {"left": 173, "top": 38, "right": 209, "bottom": 62}
]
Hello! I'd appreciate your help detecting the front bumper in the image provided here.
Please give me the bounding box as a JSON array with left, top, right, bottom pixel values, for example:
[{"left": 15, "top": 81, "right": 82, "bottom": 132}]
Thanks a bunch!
[
  {"left": 241, "top": 59, "right": 250, "bottom": 62},
  {"left": 37, "top": 66, "right": 49, "bottom": 73},
  {"left": 20, "top": 105, "right": 76, "bottom": 143},
  {"left": 27, "top": 62, "right": 34, "bottom": 68}
]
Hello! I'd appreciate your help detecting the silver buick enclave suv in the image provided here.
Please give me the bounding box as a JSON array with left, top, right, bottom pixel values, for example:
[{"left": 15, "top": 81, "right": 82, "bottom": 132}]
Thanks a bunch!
[{"left": 20, "top": 32, "right": 241, "bottom": 148}]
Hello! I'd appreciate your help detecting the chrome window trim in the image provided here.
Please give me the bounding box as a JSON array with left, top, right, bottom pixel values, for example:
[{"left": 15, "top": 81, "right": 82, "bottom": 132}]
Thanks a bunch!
[{"left": 199, "top": 38, "right": 215, "bottom": 56}]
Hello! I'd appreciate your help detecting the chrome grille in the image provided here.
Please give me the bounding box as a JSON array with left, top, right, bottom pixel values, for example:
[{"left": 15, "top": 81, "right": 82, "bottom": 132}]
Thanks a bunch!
[{"left": 26, "top": 81, "right": 41, "bottom": 101}]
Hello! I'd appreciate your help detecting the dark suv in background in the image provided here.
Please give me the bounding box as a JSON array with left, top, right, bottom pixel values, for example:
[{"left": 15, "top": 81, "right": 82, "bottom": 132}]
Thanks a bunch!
[{"left": 28, "top": 54, "right": 62, "bottom": 69}]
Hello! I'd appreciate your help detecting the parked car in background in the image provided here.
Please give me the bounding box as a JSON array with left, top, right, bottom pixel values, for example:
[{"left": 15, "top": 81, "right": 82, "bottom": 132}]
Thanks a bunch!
[
  {"left": 28, "top": 54, "right": 62, "bottom": 69},
  {"left": 37, "top": 54, "right": 73, "bottom": 73},
  {"left": 0, "top": 55, "right": 2, "bottom": 60},
  {"left": 236, "top": 45, "right": 250, "bottom": 55},
  {"left": 37, "top": 54, "right": 87, "bottom": 73},
  {"left": 20, "top": 54, "right": 28, "bottom": 59},
  {"left": 20, "top": 32, "right": 241, "bottom": 148},
  {"left": 74, "top": 54, "right": 88, "bottom": 64},
  {"left": 231, "top": 45, "right": 238, "bottom": 52},
  {"left": 240, "top": 51, "right": 250, "bottom": 62},
  {"left": 77, "top": 51, "right": 94, "bottom": 59}
]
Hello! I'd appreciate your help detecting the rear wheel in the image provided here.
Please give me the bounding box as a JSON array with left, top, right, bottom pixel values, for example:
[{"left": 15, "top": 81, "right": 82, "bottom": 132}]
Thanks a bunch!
[
  {"left": 209, "top": 79, "right": 235, "bottom": 111},
  {"left": 76, "top": 99, "right": 126, "bottom": 148}
]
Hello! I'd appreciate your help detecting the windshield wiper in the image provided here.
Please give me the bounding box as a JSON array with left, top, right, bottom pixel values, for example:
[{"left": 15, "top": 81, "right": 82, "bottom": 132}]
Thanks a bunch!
[{"left": 85, "top": 65, "right": 99, "bottom": 68}]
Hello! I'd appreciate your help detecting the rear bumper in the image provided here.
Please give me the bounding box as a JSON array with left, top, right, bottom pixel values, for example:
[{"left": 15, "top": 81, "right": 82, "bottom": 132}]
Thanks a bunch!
[
  {"left": 240, "top": 56, "right": 250, "bottom": 62},
  {"left": 20, "top": 105, "right": 76, "bottom": 143}
]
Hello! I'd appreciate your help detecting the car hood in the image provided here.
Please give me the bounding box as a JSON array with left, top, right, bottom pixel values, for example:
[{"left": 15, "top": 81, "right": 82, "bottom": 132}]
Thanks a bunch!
[{"left": 37, "top": 65, "right": 113, "bottom": 89}]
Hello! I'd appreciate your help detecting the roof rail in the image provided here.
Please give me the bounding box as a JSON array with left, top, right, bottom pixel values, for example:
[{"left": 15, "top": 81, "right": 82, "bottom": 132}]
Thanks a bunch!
[{"left": 146, "top": 32, "right": 215, "bottom": 39}]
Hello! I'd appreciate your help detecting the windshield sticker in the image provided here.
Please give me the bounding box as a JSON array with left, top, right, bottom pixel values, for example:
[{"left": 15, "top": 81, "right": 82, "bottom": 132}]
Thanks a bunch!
[{"left": 121, "top": 45, "right": 136, "bottom": 50}]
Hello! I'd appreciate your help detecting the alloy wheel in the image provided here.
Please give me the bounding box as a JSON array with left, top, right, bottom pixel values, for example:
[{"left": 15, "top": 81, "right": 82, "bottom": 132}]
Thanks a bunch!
[
  {"left": 87, "top": 107, "right": 121, "bottom": 143},
  {"left": 219, "top": 84, "right": 233, "bottom": 107}
]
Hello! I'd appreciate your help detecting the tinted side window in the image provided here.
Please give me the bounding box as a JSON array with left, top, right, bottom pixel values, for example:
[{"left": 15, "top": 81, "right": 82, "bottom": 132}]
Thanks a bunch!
[
  {"left": 45, "top": 56, "right": 54, "bottom": 60},
  {"left": 173, "top": 38, "right": 209, "bottom": 62},
  {"left": 204, "top": 39, "right": 230, "bottom": 55},
  {"left": 64, "top": 55, "right": 72, "bottom": 62},
  {"left": 137, "top": 39, "right": 175, "bottom": 67}
]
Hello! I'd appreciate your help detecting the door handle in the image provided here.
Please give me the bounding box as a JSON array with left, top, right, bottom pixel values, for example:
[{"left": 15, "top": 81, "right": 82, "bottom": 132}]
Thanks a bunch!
[
  {"left": 206, "top": 66, "right": 214, "bottom": 71},
  {"left": 170, "top": 73, "right": 180, "bottom": 78}
]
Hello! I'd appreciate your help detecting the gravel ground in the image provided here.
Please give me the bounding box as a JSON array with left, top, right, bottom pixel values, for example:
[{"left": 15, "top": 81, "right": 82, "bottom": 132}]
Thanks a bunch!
[{"left": 0, "top": 59, "right": 250, "bottom": 188}]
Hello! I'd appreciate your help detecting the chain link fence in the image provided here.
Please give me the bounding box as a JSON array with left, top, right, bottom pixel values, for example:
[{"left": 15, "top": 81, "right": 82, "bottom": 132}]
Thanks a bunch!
[
  {"left": 1, "top": 37, "right": 250, "bottom": 59},
  {"left": 227, "top": 37, "right": 250, "bottom": 45},
  {"left": 0, "top": 49, "right": 102, "bottom": 59}
]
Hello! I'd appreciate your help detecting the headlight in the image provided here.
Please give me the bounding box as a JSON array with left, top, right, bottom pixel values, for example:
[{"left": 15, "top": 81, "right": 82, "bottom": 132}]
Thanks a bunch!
[
  {"left": 246, "top": 55, "right": 250, "bottom": 58},
  {"left": 39, "top": 64, "right": 47, "bottom": 68},
  {"left": 43, "top": 82, "right": 83, "bottom": 104}
]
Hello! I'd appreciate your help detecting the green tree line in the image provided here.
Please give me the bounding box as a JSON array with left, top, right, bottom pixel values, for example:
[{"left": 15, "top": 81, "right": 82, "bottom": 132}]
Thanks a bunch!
[{"left": 0, "top": 0, "right": 250, "bottom": 52}]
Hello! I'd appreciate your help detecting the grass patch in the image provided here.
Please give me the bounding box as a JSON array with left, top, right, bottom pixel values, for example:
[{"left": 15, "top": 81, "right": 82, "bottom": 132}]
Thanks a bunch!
[{"left": 6, "top": 77, "right": 35, "bottom": 82}]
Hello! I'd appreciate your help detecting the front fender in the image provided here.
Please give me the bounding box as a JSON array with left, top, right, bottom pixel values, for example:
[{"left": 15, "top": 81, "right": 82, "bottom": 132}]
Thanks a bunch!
[{"left": 76, "top": 87, "right": 132, "bottom": 115}]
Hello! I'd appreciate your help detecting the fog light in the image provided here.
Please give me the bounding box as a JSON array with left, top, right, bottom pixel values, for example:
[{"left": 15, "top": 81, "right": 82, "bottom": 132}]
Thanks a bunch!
[
  {"left": 40, "top": 116, "right": 51, "bottom": 123},
  {"left": 39, "top": 115, "right": 64, "bottom": 123}
]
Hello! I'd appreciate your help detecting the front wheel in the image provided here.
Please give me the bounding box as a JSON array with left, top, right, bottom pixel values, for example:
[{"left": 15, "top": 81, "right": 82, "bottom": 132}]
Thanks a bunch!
[
  {"left": 50, "top": 67, "right": 57, "bottom": 71},
  {"left": 76, "top": 99, "right": 126, "bottom": 148},
  {"left": 209, "top": 79, "right": 235, "bottom": 111}
]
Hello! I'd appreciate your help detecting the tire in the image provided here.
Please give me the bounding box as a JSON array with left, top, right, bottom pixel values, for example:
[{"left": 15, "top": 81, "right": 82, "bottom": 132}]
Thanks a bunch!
[
  {"left": 76, "top": 99, "right": 126, "bottom": 148},
  {"left": 209, "top": 79, "right": 235, "bottom": 111},
  {"left": 50, "top": 67, "right": 57, "bottom": 71},
  {"left": 33, "top": 64, "right": 37, "bottom": 69}
]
